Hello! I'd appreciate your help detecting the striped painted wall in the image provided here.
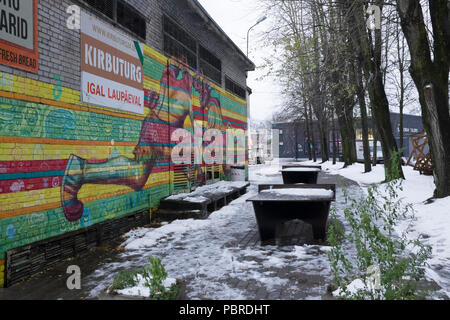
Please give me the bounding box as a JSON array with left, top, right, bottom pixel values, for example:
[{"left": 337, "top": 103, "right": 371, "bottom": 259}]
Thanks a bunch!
[{"left": 0, "top": 44, "right": 248, "bottom": 287}]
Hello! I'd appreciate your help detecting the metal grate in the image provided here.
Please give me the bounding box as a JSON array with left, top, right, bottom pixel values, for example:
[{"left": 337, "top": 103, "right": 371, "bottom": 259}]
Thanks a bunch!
[
  {"left": 84, "top": 0, "right": 114, "bottom": 19},
  {"left": 199, "top": 45, "right": 221, "bottom": 71},
  {"left": 117, "top": 0, "right": 147, "bottom": 39},
  {"left": 199, "top": 45, "right": 222, "bottom": 84},
  {"left": 163, "top": 15, "right": 197, "bottom": 53},
  {"left": 164, "top": 34, "right": 197, "bottom": 69},
  {"left": 199, "top": 59, "right": 222, "bottom": 85},
  {"left": 225, "top": 76, "right": 246, "bottom": 99}
]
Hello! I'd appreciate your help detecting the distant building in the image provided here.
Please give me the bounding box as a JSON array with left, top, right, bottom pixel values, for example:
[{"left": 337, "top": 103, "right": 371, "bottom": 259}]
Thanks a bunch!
[{"left": 273, "top": 112, "right": 424, "bottom": 159}]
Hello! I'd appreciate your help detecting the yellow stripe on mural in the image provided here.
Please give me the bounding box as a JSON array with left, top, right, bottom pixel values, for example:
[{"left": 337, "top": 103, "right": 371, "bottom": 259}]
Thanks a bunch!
[
  {"left": 0, "top": 143, "right": 136, "bottom": 161},
  {"left": 67, "top": 164, "right": 146, "bottom": 176},
  {"left": 222, "top": 109, "right": 247, "bottom": 123},
  {"left": 143, "top": 45, "right": 168, "bottom": 65}
]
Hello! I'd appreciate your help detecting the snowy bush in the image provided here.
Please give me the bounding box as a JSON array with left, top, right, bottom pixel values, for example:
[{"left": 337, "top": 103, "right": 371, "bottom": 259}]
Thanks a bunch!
[
  {"left": 327, "top": 155, "right": 432, "bottom": 300},
  {"left": 110, "top": 256, "right": 179, "bottom": 300}
]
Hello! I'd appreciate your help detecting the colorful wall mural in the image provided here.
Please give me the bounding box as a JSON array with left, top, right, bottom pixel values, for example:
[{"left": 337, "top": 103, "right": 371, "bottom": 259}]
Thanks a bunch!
[{"left": 0, "top": 45, "right": 248, "bottom": 287}]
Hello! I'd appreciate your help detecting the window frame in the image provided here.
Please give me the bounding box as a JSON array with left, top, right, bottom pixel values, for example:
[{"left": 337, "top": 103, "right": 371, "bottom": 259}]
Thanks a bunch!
[
  {"left": 162, "top": 14, "right": 223, "bottom": 86},
  {"left": 81, "top": 0, "right": 147, "bottom": 40},
  {"left": 163, "top": 15, "right": 199, "bottom": 70},
  {"left": 225, "top": 76, "right": 246, "bottom": 100}
]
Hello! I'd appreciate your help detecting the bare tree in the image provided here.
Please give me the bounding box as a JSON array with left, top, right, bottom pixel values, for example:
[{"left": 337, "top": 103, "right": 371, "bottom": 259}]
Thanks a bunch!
[{"left": 396, "top": 0, "right": 450, "bottom": 198}]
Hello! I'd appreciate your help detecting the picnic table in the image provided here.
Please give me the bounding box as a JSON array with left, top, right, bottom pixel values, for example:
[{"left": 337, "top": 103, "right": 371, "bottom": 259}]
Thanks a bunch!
[
  {"left": 280, "top": 166, "right": 321, "bottom": 184},
  {"left": 247, "top": 184, "right": 336, "bottom": 241}
]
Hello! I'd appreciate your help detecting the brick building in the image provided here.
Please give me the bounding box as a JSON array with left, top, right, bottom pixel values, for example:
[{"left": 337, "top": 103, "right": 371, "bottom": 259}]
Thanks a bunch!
[{"left": 0, "top": 0, "right": 254, "bottom": 287}]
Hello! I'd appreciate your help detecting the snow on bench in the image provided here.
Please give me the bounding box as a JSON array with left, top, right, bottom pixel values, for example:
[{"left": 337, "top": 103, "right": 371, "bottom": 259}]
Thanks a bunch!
[
  {"left": 166, "top": 181, "right": 249, "bottom": 201},
  {"left": 260, "top": 188, "right": 334, "bottom": 200},
  {"left": 280, "top": 168, "right": 322, "bottom": 172}
]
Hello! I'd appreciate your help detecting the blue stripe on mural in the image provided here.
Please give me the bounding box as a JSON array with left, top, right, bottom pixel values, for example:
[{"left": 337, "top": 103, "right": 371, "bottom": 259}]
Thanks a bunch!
[{"left": 0, "top": 171, "right": 65, "bottom": 181}]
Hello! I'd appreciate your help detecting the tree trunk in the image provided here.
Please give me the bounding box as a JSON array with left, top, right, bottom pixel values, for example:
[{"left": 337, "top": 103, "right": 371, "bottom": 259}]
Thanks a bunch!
[
  {"left": 309, "top": 104, "right": 317, "bottom": 162},
  {"left": 397, "top": 0, "right": 450, "bottom": 197},
  {"left": 318, "top": 119, "right": 329, "bottom": 163},
  {"left": 332, "top": 114, "right": 337, "bottom": 165},
  {"left": 305, "top": 105, "right": 312, "bottom": 161},
  {"left": 397, "top": 23, "right": 406, "bottom": 153},
  {"left": 353, "top": 62, "right": 372, "bottom": 172},
  {"left": 345, "top": 0, "right": 404, "bottom": 179},
  {"left": 336, "top": 101, "right": 357, "bottom": 167}
]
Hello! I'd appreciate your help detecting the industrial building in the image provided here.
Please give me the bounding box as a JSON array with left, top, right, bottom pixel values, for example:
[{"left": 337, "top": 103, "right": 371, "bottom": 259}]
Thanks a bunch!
[{"left": 0, "top": 0, "right": 254, "bottom": 287}]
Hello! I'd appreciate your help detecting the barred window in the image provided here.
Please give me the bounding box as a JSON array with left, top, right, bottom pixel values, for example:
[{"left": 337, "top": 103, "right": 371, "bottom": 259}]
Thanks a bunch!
[
  {"left": 225, "top": 76, "right": 246, "bottom": 99},
  {"left": 163, "top": 15, "right": 198, "bottom": 70},
  {"left": 199, "top": 45, "right": 222, "bottom": 85},
  {"left": 117, "top": 1, "right": 146, "bottom": 39},
  {"left": 82, "top": 0, "right": 146, "bottom": 40},
  {"left": 163, "top": 15, "right": 222, "bottom": 84},
  {"left": 84, "top": 0, "right": 113, "bottom": 18}
]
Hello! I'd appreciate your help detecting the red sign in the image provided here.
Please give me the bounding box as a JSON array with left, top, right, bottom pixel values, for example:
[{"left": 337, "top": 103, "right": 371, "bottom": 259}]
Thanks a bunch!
[{"left": 0, "top": 0, "right": 39, "bottom": 73}]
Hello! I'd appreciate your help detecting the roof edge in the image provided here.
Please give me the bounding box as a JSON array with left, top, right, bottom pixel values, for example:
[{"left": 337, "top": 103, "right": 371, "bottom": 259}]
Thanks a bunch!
[{"left": 188, "top": 0, "right": 256, "bottom": 71}]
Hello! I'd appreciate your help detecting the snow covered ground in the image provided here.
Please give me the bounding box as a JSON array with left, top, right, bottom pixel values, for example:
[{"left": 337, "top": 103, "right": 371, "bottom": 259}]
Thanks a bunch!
[
  {"left": 82, "top": 159, "right": 450, "bottom": 299},
  {"left": 84, "top": 163, "right": 343, "bottom": 299},
  {"left": 300, "top": 159, "right": 450, "bottom": 298}
]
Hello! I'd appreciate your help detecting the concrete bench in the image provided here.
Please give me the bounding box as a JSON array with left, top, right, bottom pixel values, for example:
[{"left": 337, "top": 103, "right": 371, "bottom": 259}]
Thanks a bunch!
[
  {"left": 247, "top": 184, "right": 336, "bottom": 241},
  {"left": 155, "top": 182, "right": 250, "bottom": 221},
  {"left": 280, "top": 166, "right": 322, "bottom": 184}
]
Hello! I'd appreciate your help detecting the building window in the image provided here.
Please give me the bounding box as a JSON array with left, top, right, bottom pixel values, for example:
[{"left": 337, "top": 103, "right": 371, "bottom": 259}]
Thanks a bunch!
[
  {"left": 199, "top": 45, "right": 222, "bottom": 85},
  {"left": 82, "top": 0, "right": 146, "bottom": 40},
  {"left": 163, "top": 15, "right": 222, "bottom": 85},
  {"left": 163, "top": 15, "right": 198, "bottom": 69},
  {"left": 225, "top": 76, "right": 246, "bottom": 99},
  {"left": 84, "top": 0, "right": 114, "bottom": 18},
  {"left": 117, "top": 1, "right": 146, "bottom": 39}
]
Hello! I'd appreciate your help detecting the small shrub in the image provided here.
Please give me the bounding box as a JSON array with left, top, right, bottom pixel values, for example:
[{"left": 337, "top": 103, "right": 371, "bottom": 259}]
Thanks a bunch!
[
  {"left": 142, "top": 256, "right": 179, "bottom": 300},
  {"left": 327, "top": 152, "right": 432, "bottom": 300},
  {"left": 110, "top": 268, "right": 144, "bottom": 291},
  {"left": 110, "top": 256, "right": 179, "bottom": 300}
]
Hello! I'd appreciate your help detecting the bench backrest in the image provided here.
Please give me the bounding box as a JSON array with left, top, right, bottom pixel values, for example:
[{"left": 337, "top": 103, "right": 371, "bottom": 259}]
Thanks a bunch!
[{"left": 258, "top": 184, "right": 336, "bottom": 200}]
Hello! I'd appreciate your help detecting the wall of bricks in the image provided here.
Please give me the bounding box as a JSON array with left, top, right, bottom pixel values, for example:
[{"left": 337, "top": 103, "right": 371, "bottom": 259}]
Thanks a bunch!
[
  {"left": 0, "top": 0, "right": 249, "bottom": 287},
  {"left": 0, "top": 0, "right": 249, "bottom": 93}
]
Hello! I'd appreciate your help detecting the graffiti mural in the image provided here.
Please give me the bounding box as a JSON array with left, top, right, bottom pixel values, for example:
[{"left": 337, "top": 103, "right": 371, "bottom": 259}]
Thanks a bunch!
[
  {"left": 61, "top": 57, "right": 232, "bottom": 222},
  {"left": 0, "top": 45, "right": 248, "bottom": 286}
]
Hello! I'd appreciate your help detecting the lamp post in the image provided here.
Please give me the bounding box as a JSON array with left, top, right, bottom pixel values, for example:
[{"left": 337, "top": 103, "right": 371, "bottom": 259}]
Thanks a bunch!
[{"left": 246, "top": 16, "right": 267, "bottom": 57}]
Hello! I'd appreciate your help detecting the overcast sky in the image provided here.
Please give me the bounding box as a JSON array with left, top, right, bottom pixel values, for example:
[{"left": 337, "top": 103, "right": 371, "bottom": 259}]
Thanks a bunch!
[
  {"left": 197, "top": 0, "right": 283, "bottom": 123},
  {"left": 197, "top": 0, "right": 423, "bottom": 123}
]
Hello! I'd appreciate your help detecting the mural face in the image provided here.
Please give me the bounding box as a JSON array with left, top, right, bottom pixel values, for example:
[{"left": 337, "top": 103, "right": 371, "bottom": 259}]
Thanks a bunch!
[{"left": 0, "top": 46, "right": 248, "bottom": 287}]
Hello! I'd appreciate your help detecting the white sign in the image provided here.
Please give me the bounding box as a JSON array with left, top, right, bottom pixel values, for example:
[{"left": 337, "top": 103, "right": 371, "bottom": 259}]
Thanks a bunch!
[{"left": 80, "top": 11, "right": 144, "bottom": 114}]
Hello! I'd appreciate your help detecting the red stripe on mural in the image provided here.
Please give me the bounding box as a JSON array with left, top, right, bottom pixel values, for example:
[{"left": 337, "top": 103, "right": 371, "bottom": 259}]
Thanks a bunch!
[
  {"left": 0, "top": 176, "right": 63, "bottom": 194},
  {"left": 0, "top": 164, "right": 171, "bottom": 194},
  {"left": 0, "top": 160, "right": 68, "bottom": 174}
]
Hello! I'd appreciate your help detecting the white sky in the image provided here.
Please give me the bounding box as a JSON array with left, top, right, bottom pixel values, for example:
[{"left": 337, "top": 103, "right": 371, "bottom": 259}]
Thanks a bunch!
[{"left": 197, "top": 0, "right": 283, "bottom": 123}]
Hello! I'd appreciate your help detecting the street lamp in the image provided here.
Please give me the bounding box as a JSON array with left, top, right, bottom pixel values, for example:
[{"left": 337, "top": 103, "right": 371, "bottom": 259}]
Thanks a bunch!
[{"left": 247, "top": 16, "right": 267, "bottom": 57}]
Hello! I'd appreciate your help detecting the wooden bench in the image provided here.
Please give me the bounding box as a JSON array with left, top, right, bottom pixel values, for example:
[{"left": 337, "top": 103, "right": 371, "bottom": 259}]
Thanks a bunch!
[
  {"left": 247, "top": 184, "right": 336, "bottom": 241},
  {"left": 280, "top": 166, "right": 322, "bottom": 184}
]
